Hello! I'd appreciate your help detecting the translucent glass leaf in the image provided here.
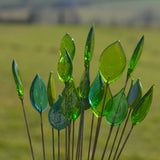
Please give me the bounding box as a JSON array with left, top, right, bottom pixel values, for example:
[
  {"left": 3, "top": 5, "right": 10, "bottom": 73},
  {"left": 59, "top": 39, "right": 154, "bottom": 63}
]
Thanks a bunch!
[
  {"left": 30, "top": 74, "right": 48, "bottom": 113},
  {"left": 89, "top": 72, "right": 103, "bottom": 107},
  {"left": 91, "top": 83, "right": 112, "bottom": 117},
  {"left": 12, "top": 60, "right": 24, "bottom": 100},
  {"left": 99, "top": 41, "right": 126, "bottom": 83},
  {"left": 60, "top": 33, "right": 75, "bottom": 60},
  {"left": 57, "top": 49, "right": 73, "bottom": 83},
  {"left": 131, "top": 85, "right": 155, "bottom": 125},
  {"left": 127, "top": 36, "right": 144, "bottom": 78},
  {"left": 47, "top": 71, "right": 56, "bottom": 107},
  {"left": 84, "top": 25, "right": 95, "bottom": 67},
  {"left": 61, "top": 79, "right": 81, "bottom": 120},
  {"left": 48, "top": 95, "right": 70, "bottom": 130},
  {"left": 105, "top": 89, "right": 128, "bottom": 125},
  {"left": 127, "top": 79, "right": 142, "bottom": 109}
]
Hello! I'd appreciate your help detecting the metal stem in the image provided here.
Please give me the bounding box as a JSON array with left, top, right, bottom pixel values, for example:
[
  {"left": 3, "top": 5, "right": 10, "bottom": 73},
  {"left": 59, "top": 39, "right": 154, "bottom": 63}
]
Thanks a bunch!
[
  {"left": 68, "top": 123, "right": 71, "bottom": 160},
  {"left": 20, "top": 100, "right": 35, "bottom": 160},
  {"left": 58, "top": 130, "right": 60, "bottom": 160},
  {"left": 72, "top": 120, "right": 75, "bottom": 160},
  {"left": 52, "top": 128, "right": 55, "bottom": 160},
  {"left": 40, "top": 112, "right": 45, "bottom": 160},
  {"left": 87, "top": 113, "right": 94, "bottom": 160}
]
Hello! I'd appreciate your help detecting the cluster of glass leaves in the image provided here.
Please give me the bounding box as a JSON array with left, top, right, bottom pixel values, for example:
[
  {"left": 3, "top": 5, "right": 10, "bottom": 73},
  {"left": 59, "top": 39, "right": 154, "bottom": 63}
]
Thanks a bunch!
[{"left": 12, "top": 26, "right": 154, "bottom": 132}]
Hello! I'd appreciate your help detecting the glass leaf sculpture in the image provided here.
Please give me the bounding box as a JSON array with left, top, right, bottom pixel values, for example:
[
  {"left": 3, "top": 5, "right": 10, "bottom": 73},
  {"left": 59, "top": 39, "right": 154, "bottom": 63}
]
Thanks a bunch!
[
  {"left": 61, "top": 79, "right": 81, "bottom": 120},
  {"left": 48, "top": 95, "right": 70, "bottom": 130},
  {"left": 12, "top": 60, "right": 24, "bottom": 100},
  {"left": 84, "top": 25, "right": 95, "bottom": 68},
  {"left": 127, "top": 36, "right": 144, "bottom": 78},
  {"left": 105, "top": 89, "right": 128, "bottom": 125},
  {"left": 99, "top": 41, "right": 126, "bottom": 83},
  {"left": 30, "top": 74, "right": 48, "bottom": 113},
  {"left": 131, "top": 85, "right": 155, "bottom": 125},
  {"left": 127, "top": 79, "right": 142, "bottom": 109},
  {"left": 47, "top": 71, "right": 56, "bottom": 107},
  {"left": 60, "top": 33, "right": 75, "bottom": 60},
  {"left": 57, "top": 49, "right": 73, "bottom": 83},
  {"left": 89, "top": 72, "right": 112, "bottom": 117}
]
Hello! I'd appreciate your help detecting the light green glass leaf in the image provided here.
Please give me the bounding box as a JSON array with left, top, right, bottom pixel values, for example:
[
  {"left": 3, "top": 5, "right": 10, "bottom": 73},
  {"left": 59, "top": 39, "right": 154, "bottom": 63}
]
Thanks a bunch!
[
  {"left": 57, "top": 49, "right": 73, "bottom": 83},
  {"left": 47, "top": 71, "right": 56, "bottom": 107},
  {"left": 48, "top": 95, "right": 70, "bottom": 130},
  {"left": 84, "top": 25, "right": 95, "bottom": 67},
  {"left": 131, "top": 85, "right": 155, "bottom": 125},
  {"left": 12, "top": 60, "right": 24, "bottom": 100},
  {"left": 105, "top": 89, "right": 128, "bottom": 125},
  {"left": 30, "top": 74, "right": 48, "bottom": 113},
  {"left": 61, "top": 79, "right": 81, "bottom": 120},
  {"left": 91, "top": 83, "right": 112, "bottom": 117},
  {"left": 60, "top": 33, "right": 75, "bottom": 60},
  {"left": 127, "top": 79, "right": 142, "bottom": 109},
  {"left": 89, "top": 71, "right": 103, "bottom": 107},
  {"left": 99, "top": 41, "right": 126, "bottom": 83},
  {"left": 127, "top": 36, "right": 144, "bottom": 78}
]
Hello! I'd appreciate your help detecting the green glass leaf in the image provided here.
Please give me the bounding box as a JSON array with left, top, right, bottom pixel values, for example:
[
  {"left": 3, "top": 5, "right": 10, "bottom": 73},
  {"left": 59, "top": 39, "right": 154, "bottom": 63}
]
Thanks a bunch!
[
  {"left": 131, "top": 85, "right": 155, "bottom": 125},
  {"left": 99, "top": 41, "right": 126, "bottom": 83},
  {"left": 127, "top": 36, "right": 144, "bottom": 78},
  {"left": 60, "top": 33, "right": 75, "bottom": 60},
  {"left": 30, "top": 74, "right": 48, "bottom": 113},
  {"left": 47, "top": 71, "right": 56, "bottom": 107},
  {"left": 91, "top": 83, "right": 112, "bottom": 117},
  {"left": 12, "top": 60, "right": 24, "bottom": 100},
  {"left": 61, "top": 79, "right": 81, "bottom": 120},
  {"left": 78, "top": 68, "right": 90, "bottom": 99},
  {"left": 127, "top": 79, "right": 143, "bottom": 109},
  {"left": 57, "top": 49, "right": 73, "bottom": 83},
  {"left": 89, "top": 72, "right": 103, "bottom": 107},
  {"left": 105, "top": 89, "right": 128, "bottom": 125},
  {"left": 84, "top": 25, "right": 95, "bottom": 67},
  {"left": 48, "top": 95, "right": 70, "bottom": 130}
]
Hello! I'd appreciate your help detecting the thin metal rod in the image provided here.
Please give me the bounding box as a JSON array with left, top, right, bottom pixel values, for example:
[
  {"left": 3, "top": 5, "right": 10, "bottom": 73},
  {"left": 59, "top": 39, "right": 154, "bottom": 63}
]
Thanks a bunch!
[
  {"left": 76, "top": 68, "right": 88, "bottom": 160},
  {"left": 65, "top": 82, "right": 69, "bottom": 160},
  {"left": 52, "top": 128, "right": 55, "bottom": 160},
  {"left": 58, "top": 130, "right": 60, "bottom": 160},
  {"left": 68, "top": 123, "right": 71, "bottom": 160},
  {"left": 101, "top": 125, "right": 114, "bottom": 160},
  {"left": 72, "top": 120, "right": 75, "bottom": 160},
  {"left": 87, "top": 113, "right": 94, "bottom": 160},
  {"left": 108, "top": 124, "right": 121, "bottom": 160},
  {"left": 116, "top": 125, "right": 134, "bottom": 160},
  {"left": 91, "top": 83, "right": 109, "bottom": 160},
  {"left": 20, "top": 100, "right": 35, "bottom": 160},
  {"left": 112, "top": 108, "right": 132, "bottom": 160},
  {"left": 40, "top": 112, "right": 45, "bottom": 160}
]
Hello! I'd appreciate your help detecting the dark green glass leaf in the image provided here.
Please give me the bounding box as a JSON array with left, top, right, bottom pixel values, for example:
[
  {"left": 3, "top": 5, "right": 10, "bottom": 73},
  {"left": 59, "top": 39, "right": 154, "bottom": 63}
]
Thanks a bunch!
[
  {"left": 89, "top": 72, "right": 103, "bottom": 107},
  {"left": 30, "top": 74, "right": 48, "bottom": 113},
  {"left": 84, "top": 25, "right": 95, "bottom": 67},
  {"left": 99, "top": 41, "right": 126, "bottom": 83},
  {"left": 131, "top": 85, "right": 155, "bottom": 125},
  {"left": 57, "top": 49, "right": 73, "bottom": 83},
  {"left": 127, "top": 36, "right": 144, "bottom": 78},
  {"left": 47, "top": 71, "right": 56, "bottom": 107},
  {"left": 78, "top": 68, "right": 90, "bottom": 99},
  {"left": 127, "top": 79, "right": 142, "bottom": 109},
  {"left": 48, "top": 95, "right": 70, "bottom": 130},
  {"left": 12, "top": 60, "right": 24, "bottom": 100},
  {"left": 105, "top": 89, "right": 128, "bottom": 125},
  {"left": 91, "top": 83, "right": 112, "bottom": 117},
  {"left": 61, "top": 79, "right": 81, "bottom": 120},
  {"left": 60, "top": 33, "right": 75, "bottom": 60}
]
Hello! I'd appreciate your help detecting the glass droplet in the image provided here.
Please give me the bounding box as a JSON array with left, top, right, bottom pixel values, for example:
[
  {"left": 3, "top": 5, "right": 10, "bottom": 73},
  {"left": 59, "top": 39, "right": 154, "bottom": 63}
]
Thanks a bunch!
[
  {"left": 99, "top": 41, "right": 126, "bottom": 83},
  {"left": 30, "top": 74, "right": 48, "bottom": 113},
  {"left": 48, "top": 95, "right": 70, "bottom": 130}
]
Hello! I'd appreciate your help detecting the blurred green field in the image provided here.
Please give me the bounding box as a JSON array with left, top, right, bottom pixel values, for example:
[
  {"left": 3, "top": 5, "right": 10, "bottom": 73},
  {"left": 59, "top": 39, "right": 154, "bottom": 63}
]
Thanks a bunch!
[{"left": 0, "top": 24, "right": 160, "bottom": 160}]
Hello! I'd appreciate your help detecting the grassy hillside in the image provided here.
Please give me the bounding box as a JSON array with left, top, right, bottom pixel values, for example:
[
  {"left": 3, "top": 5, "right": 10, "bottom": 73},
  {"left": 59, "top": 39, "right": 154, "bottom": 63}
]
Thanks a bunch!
[{"left": 0, "top": 24, "right": 160, "bottom": 160}]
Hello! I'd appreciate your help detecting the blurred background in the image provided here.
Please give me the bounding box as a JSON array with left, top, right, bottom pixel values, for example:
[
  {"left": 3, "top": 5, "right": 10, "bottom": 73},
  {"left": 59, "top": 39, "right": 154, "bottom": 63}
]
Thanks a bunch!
[{"left": 0, "top": 0, "right": 160, "bottom": 160}]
